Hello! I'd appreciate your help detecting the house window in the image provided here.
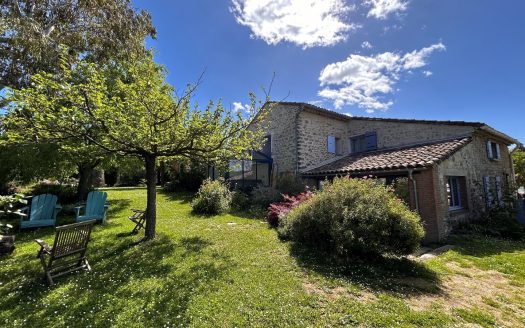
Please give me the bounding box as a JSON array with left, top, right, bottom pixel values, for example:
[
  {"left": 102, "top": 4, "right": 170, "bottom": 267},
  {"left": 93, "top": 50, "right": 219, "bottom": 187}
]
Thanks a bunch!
[
  {"left": 486, "top": 140, "right": 501, "bottom": 160},
  {"left": 328, "top": 136, "right": 343, "bottom": 155},
  {"left": 335, "top": 137, "right": 342, "bottom": 155},
  {"left": 446, "top": 176, "right": 465, "bottom": 210},
  {"left": 349, "top": 132, "right": 377, "bottom": 154},
  {"left": 262, "top": 135, "right": 272, "bottom": 157}
]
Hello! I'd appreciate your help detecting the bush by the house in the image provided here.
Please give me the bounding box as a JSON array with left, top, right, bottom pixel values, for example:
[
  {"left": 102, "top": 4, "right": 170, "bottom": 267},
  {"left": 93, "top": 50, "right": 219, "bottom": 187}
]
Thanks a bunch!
[
  {"left": 191, "top": 179, "right": 232, "bottom": 215},
  {"left": 266, "top": 192, "right": 313, "bottom": 227},
  {"left": 251, "top": 186, "right": 283, "bottom": 209},
  {"left": 278, "top": 177, "right": 424, "bottom": 256},
  {"left": 275, "top": 174, "right": 306, "bottom": 196},
  {"left": 231, "top": 190, "right": 251, "bottom": 211}
]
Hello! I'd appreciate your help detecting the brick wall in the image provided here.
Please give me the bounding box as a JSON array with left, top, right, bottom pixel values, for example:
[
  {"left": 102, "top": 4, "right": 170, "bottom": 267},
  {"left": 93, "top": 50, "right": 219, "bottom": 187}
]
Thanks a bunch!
[{"left": 408, "top": 167, "right": 444, "bottom": 243}]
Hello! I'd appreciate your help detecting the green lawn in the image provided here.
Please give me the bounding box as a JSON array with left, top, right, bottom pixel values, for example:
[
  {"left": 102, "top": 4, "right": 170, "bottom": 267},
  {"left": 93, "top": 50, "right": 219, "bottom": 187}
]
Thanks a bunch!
[{"left": 1, "top": 188, "right": 524, "bottom": 327}]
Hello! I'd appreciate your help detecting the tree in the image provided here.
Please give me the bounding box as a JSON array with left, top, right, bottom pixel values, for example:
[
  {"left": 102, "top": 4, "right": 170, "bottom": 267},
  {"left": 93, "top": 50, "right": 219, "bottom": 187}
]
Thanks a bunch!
[
  {"left": 0, "top": 0, "right": 155, "bottom": 93},
  {"left": 4, "top": 54, "right": 269, "bottom": 241},
  {"left": 1, "top": 0, "right": 156, "bottom": 198},
  {"left": 513, "top": 149, "right": 525, "bottom": 187},
  {"left": 0, "top": 137, "right": 76, "bottom": 193}
]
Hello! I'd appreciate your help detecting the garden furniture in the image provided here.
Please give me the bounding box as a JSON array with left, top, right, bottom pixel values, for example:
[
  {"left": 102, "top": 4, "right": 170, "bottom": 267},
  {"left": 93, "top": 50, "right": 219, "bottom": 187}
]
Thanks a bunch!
[
  {"left": 75, "top": 191, "right": 109, "bottom": 224},
  {"left": 35, "top": 220, "right": 96, "bottom": 285},
  {"left": 16, "top": 194, "right": 61, "bottom": 230},
  {"left": 128, "top": 208, "right": 146, "bottom": 234}
]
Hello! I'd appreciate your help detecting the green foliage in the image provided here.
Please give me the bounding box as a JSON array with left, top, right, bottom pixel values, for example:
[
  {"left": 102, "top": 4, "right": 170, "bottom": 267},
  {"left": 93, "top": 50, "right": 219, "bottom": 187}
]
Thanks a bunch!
[
  {"left": 0, "top": 195, "right": 17, "bottom": 212},
  {"left": 0, "top": 140, "right": 76, "bottom": 194},
  {"left": 275, "top": 174, "right": 306, "bottom": 196},
  {"left": 279, "top": 177, "right": 425, "bottom": 256},
  {"left": 251, "top": 186, "right": 283, "bottom": 209},
  {"left": 163, "top": 161, "right": 207, "bottom": 192},
  {"left": 191, "top": 179, "right": 232, "bottom": 215},
  {"left": 0, "top": 222, "right": 14, "bottom": 235},
  {"left": 2, "top": 188, "right": 525, "bottom": 326},
  {"left": 513, "top": 149, "right": 525, "bottom": 187},
  {"left": 4, "top": 52, "right": 270, "bottom": 237},
  {"left": 27, "top": 182, "right": 79, "bottom": 205},
  {"left": 231, "top": 190, "right": 251, "bottom": 211},
  {"left": 0, "top": 0, "right": 155, "bottom": 93}
]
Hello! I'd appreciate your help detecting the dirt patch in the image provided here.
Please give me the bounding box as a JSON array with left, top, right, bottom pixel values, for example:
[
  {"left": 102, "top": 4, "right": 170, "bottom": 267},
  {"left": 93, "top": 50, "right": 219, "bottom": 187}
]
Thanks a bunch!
[
  {"left": 408, "top": 262, "right": 525, "bottom": 326},
  {"left": 303, "top": 281, "right": 377, "bottom": 303}
]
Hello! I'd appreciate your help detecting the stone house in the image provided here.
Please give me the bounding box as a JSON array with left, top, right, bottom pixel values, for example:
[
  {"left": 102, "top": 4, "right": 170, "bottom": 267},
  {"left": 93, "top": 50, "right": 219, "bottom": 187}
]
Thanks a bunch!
[{"left": 219, "top": 101, "right": 521, "bottom": 243}]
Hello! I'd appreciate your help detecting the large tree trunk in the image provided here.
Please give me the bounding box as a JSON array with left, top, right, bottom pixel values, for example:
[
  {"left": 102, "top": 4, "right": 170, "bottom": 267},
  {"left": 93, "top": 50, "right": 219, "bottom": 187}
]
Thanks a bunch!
[
  {"left": 144, "top": 154, "right": 157, "bottom": 241},
  {"left": 77, "top": 163, "right": 96, "bottom": 201}
]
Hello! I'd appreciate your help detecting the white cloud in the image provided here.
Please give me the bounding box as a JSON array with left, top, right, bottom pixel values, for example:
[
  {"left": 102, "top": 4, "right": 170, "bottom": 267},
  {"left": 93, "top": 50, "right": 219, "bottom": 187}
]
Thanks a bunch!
[
  {"left": 318, "top": 42, "right": 445, "bottom": 111},
  {"left": 361, "top": 41, "right": 373, "bottom": 49},
  {"left": 232, "top": 102, "right": 251, "bottom": 114},
  {"left": 422, "top": 70, "right": 433, "bottom": 77},
  {"left": 365, "top": 0, "right": 408, "bottom": 20},
  {"left": 230, "top": 0, "right": 359, "bottom": 48}
]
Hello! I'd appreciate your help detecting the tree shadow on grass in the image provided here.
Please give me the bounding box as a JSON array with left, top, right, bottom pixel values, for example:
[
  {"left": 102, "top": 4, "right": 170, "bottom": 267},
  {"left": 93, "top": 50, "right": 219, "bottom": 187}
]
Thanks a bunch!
[
  {"left": 446, "top": 233, "right": 525, "bottom": 258},
  {"left": 0, "top": 233, "right": 234, "bottom": 327},
  {"left": 158, "top": 190, "right": 194, "bottom": 204},
  {"left": 289, "top": 242, "right": 442, "bottom": 296}
]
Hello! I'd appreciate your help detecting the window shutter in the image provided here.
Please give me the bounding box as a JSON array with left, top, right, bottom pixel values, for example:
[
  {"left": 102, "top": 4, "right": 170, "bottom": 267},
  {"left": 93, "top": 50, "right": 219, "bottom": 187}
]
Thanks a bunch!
[
  {"left": 327, "top": 135, "right": 336, "bottom": 153},
  {"left": 495, "top": 176, "right": 503, "bottom": 205},
  {"left": 364, "top": 132, "right": 378, "bottom": 151},
  {"left": 483, "top": 176, "right": 493, "bottom": 208},
  {"left": 495, "top": 143, "right": 501, "bottom": 159},
  {"left": 486, "top": 141, "right": 493, "bottom": 159}
]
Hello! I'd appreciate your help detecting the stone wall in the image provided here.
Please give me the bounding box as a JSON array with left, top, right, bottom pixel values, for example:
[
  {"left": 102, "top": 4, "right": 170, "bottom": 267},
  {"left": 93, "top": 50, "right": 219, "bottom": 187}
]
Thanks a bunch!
[
  {"left": 347, "top": 119, "right": 477, "bottom": 150},
  {"left": 435, "top": 132, "right": 514, "bottom": 232},
  {"left": 250, "top": 103, "right": 300, "bottom": 175},
  {"left": 297, "top": 110, "right": 348, "bottom": 171}
]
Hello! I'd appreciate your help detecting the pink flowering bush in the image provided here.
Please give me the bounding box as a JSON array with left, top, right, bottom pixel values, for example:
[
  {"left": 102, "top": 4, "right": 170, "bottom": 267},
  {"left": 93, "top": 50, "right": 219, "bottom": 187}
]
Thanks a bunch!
[{"left": 266, "top": 192, "right": 313, "bottom": 227}]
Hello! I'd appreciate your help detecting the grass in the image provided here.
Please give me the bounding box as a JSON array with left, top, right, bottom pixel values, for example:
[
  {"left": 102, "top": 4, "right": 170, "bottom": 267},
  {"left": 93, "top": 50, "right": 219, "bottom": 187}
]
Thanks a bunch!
[{"left": 0, "top": 188, "right": 524, "bottom": 327}]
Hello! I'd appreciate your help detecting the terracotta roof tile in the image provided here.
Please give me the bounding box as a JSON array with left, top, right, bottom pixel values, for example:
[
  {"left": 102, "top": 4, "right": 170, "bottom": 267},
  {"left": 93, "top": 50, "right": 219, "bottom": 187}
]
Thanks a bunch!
[{"left": 303, "top": 137, "right": 472, "bottom": 176}]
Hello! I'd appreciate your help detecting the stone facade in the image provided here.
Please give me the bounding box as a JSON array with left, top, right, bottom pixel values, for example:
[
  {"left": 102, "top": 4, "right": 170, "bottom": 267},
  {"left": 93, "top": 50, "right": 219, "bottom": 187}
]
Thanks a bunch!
[
  {"left": 252, "top": 103, "right": 301, "bottom": 176},
  {"left": 297, "top": 110, "right": 349, "bottom": 170},
  {"left": 434, "top": 132, "right": 513, "bottom": 235},
  {"left": 347, "top": 119, "right": 477, "bottom": 150},
  {"left": 248, "top": 102, "right": 517, "bottom": 243}
]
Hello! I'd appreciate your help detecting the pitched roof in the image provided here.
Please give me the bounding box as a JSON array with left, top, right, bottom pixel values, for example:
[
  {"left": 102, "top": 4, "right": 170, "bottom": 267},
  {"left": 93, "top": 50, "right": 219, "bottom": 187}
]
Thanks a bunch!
[
  {"left": 268, "top": 101, "right": 484, "bottom": 127},
  {"left": 303, "top": 137, "right": 472, "bottom": 176}
]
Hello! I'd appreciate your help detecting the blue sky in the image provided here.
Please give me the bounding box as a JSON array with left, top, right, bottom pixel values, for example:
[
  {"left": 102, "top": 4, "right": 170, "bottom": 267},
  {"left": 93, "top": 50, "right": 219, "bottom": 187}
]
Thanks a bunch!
[{"left": 133, "top": 0, "right": 525, "bottom": 143}]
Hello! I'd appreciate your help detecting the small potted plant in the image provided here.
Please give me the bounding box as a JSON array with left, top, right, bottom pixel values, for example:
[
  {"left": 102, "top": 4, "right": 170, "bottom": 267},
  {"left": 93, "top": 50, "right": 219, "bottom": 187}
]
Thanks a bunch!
[
  {"left": 0, "top": 223, "right": 15, "bottom": 255},
  {"left": 0, "top": 194, "right": 24, "bottom": 255}
]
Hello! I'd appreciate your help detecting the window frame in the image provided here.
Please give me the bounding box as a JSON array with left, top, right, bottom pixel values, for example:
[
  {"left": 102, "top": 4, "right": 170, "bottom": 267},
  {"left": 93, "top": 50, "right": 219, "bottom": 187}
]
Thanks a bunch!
[
  {"left": 447, "top": 176, "right": 463, "bottom": 211},
  {"left": 349, "top": 131, "right": 377, "bottom": 154},
  {"left": 486, "top": 140, "right": 501, "bottom": 160}
]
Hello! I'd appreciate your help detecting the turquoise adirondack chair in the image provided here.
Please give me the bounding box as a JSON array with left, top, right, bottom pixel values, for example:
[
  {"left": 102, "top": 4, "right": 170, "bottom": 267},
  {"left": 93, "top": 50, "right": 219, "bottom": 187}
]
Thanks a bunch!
[
  {"left": 17, "top": 194, "right": 62, "bottom": 230},
  {"left": 75, "top": 191, "right": 109, "bottom": 224}
]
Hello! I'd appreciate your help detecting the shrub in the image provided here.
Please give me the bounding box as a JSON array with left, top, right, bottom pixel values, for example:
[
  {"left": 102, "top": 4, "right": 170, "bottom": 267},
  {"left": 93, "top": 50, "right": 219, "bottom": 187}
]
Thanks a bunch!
[
  {"left": 278, "top": 177, "right": 424, "bottom": 256},
  {"left": 267, "top": 192, "right": 313, "bottom": 227},
  {"left": 191, "top": 179, "right": 232, "bottom": 215},
  {"left": 231, "top": 190, "right": 251, "bottom": 211},
  {"left": 28, "top": 181, "right": 78, "bottom": 204},
  {"left": 470, "top": 203, "right": 525, "bottom": 240},
  {"left": 276, "top": 174, "right": 306, "bottom": 196},
  {"left": 251, "top": 186, "right": 282, "bottom": 209}
]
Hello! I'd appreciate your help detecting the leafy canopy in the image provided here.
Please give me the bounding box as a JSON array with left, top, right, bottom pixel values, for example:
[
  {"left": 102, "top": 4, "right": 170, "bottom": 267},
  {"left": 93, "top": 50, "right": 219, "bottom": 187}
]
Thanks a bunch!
[
  {"left": 6, "top": 54, "right": 266, "bottom": 161},
  {"left": 513, "top": 150, "right": 525, "bottom": 187},
  {"left": 0, "top": 0, "right": 155, "bottom": 92}
]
